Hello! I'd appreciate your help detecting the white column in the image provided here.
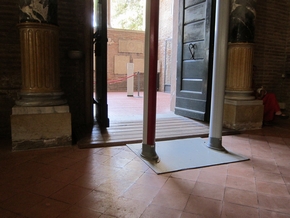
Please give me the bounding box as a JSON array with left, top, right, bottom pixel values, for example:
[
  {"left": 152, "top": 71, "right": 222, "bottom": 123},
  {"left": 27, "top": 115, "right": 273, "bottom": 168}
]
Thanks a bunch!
[{"left": 207, "top": 0, "right": 230, "bottom": 150}]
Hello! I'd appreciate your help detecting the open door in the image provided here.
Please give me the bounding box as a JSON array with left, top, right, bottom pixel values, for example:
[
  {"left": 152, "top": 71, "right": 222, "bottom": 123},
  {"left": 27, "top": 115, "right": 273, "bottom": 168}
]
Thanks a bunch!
[
  {"left": 93, "top": 0, "right": 109, "bottom": 128},
  {"left": 175, "top": 0, "right": 215, "bottom": 122}
]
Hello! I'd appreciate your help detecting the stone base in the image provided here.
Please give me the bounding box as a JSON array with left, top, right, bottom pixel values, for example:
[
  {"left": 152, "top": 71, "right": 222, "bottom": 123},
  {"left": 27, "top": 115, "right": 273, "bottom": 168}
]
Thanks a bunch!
[
  {"left": 11, "top": 105, "right": 72, "bottom": 151},
  {"left": 223, "top": 99, "right": 264, "bottom": 131}
]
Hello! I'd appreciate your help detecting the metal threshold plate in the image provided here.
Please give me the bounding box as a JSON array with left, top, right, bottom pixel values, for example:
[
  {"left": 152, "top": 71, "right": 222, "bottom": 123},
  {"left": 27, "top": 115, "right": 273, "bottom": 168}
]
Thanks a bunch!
[{"left": 127, "top": 138, "right": 249, "bottom": 174}]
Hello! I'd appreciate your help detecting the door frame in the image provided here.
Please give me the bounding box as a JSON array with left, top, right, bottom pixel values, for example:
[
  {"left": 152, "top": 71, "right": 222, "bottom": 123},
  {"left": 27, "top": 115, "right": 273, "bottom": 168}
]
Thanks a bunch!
[{"left": 84, "top": 0, "right": 94, "bottom": 125}]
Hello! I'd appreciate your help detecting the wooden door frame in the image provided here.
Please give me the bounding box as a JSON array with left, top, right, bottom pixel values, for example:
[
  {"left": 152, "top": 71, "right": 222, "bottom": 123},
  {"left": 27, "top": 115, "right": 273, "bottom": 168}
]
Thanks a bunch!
[{"left": 84, "top": 0, "right": 94, "bottom": 125}]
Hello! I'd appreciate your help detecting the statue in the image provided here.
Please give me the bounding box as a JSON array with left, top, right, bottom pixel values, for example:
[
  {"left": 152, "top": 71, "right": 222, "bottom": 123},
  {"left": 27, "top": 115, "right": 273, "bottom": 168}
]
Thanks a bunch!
[{"left": 19, "top": 0, "right": 57, "bottom": 25}]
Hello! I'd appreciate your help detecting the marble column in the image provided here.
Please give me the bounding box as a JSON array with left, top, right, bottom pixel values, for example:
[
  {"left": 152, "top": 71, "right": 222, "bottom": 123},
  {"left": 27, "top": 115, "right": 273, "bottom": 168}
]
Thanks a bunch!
[
  {"left": 17, "top": 0, "right": 66, "bottom": 106},
  {"left": 223, "top": 0, "right": 263, "bottom": 130},
  {"left": 11, "top": 0, "right": 71, "bottom": 151},
  {"left": 225, "top": 0, "right": 256, "bottom": 100}
]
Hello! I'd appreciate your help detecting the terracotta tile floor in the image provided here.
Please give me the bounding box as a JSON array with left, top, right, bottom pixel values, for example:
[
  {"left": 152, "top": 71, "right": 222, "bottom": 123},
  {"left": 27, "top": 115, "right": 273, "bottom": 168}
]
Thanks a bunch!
[
  {"left": 1, "top": 92, "right": 290, "bottom": 217},
  {"left": 107, "top": 91, "right": 174, "bottom": 121}
]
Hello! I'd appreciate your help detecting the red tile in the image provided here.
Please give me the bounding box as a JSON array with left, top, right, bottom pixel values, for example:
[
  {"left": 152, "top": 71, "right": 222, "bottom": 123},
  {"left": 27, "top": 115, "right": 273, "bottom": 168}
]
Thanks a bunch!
[
  {"left": 141, "top": 204, "right": 182, "bottom": 218},
  {"left": 151, "top": 188, "right": 190, "bottom": 210},
  {"left": 184, "top": 195, "right": 222, "bottom": 217},
  {"left": 57, "top": 206, "right": 102, "bottom": 218},
  {"left": 122, "top": 158, "right": 150, "bottom": 172},
  {"left": 23, "top": 198, "right": 70, "bottom": 218},
  {"left": 102, "top": 155, "right": 132, "bottom": 168},
  {"left": 256, "top": 181, "right": 289, "bottom": 197},
  {"left": 200, "top": 164, "right": 228, "bottom": 175},
  {"left": 72, "top": 170, "right": 110, "bottom": 189},
  {"left": 50, "top": 168, "right": 84, "bottom": 184},
  {"left": 259, "top": 209, "right": 290, "bottom": 218},
  {"left": 0, "top": 207, "right": 26, "bottom": 218},
  {"left": 251, "top": 145, "right": 273, "bottom": 159},
  {"left": 122, "top": 183, "right": 160, "bottom": 204},
  {"left": 226, "top": 175, "right": 256, "bottom": 192},
  {"left": 104, "top": 197, "right": 148, "bottom": 218},
  {"left": 197, "top": 170, "right": 227, "bottom": 186},
  {"left": 224, "top": 187, "right": 258, "bottom": 207},
  {"left": 171, "top": 168, "right": 200, "bottom": 181},
  {"left": 95, "top": 179, "right": 134, "bottom": 196},
  {"left": 192, "top": 182, "right": 225, "bottom": 200},
  {"left": 136, "top": 172, "right": 169, "bottom": 188},
  {"left": 1, "top": 191, "right": 45, "bottom": 215},
  {"left": 227, "top": 162, "right": 255, "bottom": 178},
  {"left": 252, "top": 157, "right": 279, "bottom": 173},
  {"left": 50, "top": 184, "right": 93, "bottom": 204},
  {"left": 25, "top": 178, "right": 67, "bottom": 197},
  {"left": 258, "top": 193, "right": 290, "bottom": 214},
  {"left": 76, "top": 190, "right": 115, "bottom": 213},
  {"left": 221, "top": 202, "right": 259, "bottom": 218},
  {"left": 255, "top": 171, "right": 285, "bottom": 184},
  {"left": 180, "top": 212, "right": 204, "bottom": 218},
  {"left": 162, "top": 177, "right": 196, "bottom": 194}
]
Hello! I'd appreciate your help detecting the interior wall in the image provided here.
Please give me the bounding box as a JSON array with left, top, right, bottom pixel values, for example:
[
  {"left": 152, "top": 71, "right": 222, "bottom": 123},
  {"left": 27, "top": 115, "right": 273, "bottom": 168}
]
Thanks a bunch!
[
  {"left": 253, "top": 0, "right": 290, "bottom": 109},
  {"left": 284, "top": 2, "right": 290, "bottom": 109},
  {"left": 0, "top": 1, "right": 21, "bottom": 138},
  {"left": 58, "top": 1, "right": 91, "bottom": 127}
]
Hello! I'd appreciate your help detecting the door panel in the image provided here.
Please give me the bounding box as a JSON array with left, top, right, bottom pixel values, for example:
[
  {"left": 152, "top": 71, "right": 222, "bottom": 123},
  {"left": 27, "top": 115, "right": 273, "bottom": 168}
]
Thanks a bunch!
[
  {"left": 94, "top": 0, "right": 109, "bottom": 128},
  {"left": 184, "top": 21, "right": 205, "bottom": 42},
  {"left": 185, "top": 3, "right": 206, "bottom": 24},
  {"left": 175, "top": 0, "right": 215, "bottom": 121},
  {"left": 185, "top": 0, "right": 205, "bottom": 8}
]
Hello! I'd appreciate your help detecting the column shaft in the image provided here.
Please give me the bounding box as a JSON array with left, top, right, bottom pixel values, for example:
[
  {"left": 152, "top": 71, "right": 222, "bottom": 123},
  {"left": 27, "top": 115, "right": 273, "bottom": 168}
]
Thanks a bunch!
[
  {"left": 225, "top": 0, "right": 256, "bottom": 101},
  {"left": 225, "top": 42, "right": 255, "bottom": 100},
  {"left": 19, "top": 23, "right": 60, "bottom": 93}
]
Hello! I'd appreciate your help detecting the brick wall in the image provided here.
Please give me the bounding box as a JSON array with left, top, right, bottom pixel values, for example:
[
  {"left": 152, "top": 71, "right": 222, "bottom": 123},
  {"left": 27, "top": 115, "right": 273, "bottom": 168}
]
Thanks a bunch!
[
  {"left": 253, "top": 0, "right": 290, "bottom": 109},
  {"left": 0, "top": 1, "right": 21, "bottom": 138},
  {"left": 58, "top": 1, "right": 88, "bottom": 126},
  {"left": 284, "top": 2, "right": 290, "bottom": 109}
]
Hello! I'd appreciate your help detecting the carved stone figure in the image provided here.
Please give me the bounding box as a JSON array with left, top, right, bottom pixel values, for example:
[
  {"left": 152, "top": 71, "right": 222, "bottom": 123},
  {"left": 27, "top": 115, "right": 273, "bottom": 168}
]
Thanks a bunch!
[
  {"left": 19, "top": 0, "right": 57, "bottom": 25},
  {"left": 229, "top": 0, "right": 256, "bottom": 43}
]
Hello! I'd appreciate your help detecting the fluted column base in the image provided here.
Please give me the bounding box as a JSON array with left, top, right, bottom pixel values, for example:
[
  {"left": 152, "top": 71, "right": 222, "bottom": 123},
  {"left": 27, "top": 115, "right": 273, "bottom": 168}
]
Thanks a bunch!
[
  {"left": 225, "top": 90, "right": 255, "bottom": 101},
  {"left": 16, "top": 92, "right": 67, "bottom": 107}
]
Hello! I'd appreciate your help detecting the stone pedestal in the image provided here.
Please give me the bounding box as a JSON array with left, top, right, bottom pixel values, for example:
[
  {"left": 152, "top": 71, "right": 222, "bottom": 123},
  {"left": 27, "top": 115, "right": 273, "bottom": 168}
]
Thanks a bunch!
[
  {"left": 11, "top": 105, "right": 72, "bottom": 151},
  {"left": 223, "top": 99, "right": 264, "bottom": 130}
]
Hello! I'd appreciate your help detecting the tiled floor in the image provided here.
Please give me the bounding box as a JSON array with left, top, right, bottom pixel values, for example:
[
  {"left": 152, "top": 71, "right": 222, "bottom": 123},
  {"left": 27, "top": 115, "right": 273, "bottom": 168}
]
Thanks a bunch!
[
  {"left": 1, "top": 93, "right": 290, "bottom": 217},
  {"left": 107, "top": 91, "right": 173, "bottom": 121}
]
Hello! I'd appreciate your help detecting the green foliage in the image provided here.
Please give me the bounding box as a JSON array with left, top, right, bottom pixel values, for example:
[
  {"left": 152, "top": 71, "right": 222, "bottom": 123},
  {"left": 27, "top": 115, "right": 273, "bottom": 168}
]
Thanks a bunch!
[{"left": 111, "top": 0, "right": 145, "bottom": 31}]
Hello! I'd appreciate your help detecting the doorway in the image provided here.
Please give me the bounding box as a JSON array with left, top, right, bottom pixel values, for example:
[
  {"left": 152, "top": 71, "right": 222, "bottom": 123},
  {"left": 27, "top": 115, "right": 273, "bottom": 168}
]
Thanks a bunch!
[{"left": 91, "top": 0, "right": 216, "bottom": 127}]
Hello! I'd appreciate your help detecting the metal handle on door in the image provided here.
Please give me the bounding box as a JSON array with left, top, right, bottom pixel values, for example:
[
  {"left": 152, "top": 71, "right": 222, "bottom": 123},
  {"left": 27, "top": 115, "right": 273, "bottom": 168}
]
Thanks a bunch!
[{"left": 188, "top": 43, "right": 197, "bottom": 59}]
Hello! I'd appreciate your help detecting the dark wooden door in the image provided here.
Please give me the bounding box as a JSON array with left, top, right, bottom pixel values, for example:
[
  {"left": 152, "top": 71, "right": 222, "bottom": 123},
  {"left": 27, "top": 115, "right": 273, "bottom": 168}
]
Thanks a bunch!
[
  {"left": 94, "top": 0, "right": 109, "bottom": 128},
  {"left": 175, "top": 0, "right": 215, "bottom": 122}
]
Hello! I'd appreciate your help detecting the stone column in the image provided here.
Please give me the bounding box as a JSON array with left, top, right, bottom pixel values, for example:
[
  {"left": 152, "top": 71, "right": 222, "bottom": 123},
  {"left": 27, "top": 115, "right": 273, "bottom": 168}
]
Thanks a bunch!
[
  {"left": 17, "top": 0, "right": 66, "bottom": 106},
  {"left": 225, "top": 0, "right": 256, "bottom": 100},
  {"left": 11, "top": 0, "right": 71, "bottom": 151},
  {"left": 223, "top": 0, "right": 264, "bottom": 130}
]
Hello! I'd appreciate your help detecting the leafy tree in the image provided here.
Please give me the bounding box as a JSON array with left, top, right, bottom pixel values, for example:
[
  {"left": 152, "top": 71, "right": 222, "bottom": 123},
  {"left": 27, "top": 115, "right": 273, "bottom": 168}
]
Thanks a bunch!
[{"left": 111, "top": 0, "right": 145, "bottom": 31}]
